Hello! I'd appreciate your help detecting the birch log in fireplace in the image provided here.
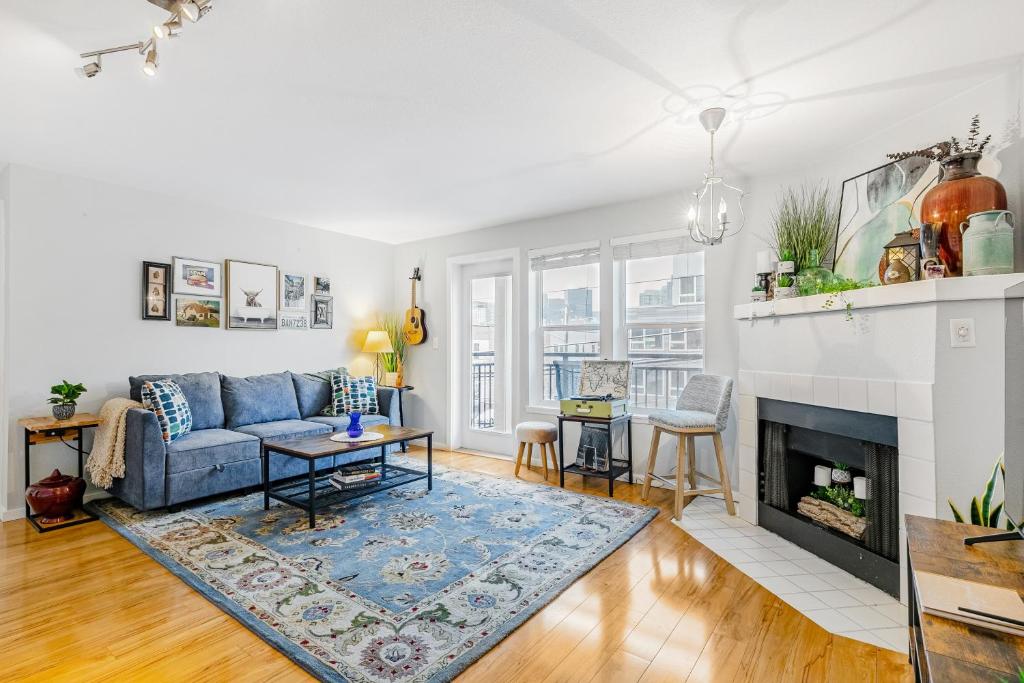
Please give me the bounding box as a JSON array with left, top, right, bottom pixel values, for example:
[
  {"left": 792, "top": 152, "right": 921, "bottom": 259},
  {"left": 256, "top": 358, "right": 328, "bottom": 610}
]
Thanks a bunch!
[{"left": 734, "top": 273, "right": 1024, "bottom": 602}]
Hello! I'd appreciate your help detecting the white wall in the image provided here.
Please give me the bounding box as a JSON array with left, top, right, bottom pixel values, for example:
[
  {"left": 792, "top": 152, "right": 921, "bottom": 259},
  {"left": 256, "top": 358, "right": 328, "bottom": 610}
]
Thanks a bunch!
[
  {"left": 393, "top": 59, "right": 1024, "bottom": 494},
  {"left": 0, "top": 164, "right": 10, "bottom": 517},
  {"left": 2, "top": 165, "right": 395, "bottom": 516}
]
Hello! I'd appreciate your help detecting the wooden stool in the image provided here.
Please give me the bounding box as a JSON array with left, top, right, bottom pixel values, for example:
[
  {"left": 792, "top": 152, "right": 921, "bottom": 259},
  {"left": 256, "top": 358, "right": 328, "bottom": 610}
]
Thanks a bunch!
[
  {"left": 639, "top": 374, "right": 735, "bottom": 520},
  {"left": 514, "top": 421, "right": 559, "bottom": 479}
]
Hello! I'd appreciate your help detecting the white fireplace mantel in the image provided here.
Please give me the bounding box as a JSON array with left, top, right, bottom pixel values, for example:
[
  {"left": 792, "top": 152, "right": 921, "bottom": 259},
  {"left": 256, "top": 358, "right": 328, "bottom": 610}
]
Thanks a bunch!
[
  {"left": 733, "top": 272, "right": 1024, "bottom": 602},
  {"left": 734, "top": 273, "right": 1024, "bottom": 320}
]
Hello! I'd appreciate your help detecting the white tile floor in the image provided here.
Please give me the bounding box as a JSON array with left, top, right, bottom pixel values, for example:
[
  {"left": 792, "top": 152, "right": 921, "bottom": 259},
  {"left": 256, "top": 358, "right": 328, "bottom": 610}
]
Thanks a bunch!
[{"left": 673, "top": 496, "right": 909, "bottom": 654}]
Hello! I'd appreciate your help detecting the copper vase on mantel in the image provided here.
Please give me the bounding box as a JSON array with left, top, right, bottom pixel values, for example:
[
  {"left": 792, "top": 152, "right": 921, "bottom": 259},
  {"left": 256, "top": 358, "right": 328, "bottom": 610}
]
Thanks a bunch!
[{"left": 922, "top": 152, "right": 1006, "bottom": 276}]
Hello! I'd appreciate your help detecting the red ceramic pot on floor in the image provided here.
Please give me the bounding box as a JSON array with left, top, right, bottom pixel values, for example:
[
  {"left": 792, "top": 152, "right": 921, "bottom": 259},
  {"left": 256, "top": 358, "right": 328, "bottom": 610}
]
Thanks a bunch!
[{"left": 26, "top": 469, "right": 86, "bottom": 523}]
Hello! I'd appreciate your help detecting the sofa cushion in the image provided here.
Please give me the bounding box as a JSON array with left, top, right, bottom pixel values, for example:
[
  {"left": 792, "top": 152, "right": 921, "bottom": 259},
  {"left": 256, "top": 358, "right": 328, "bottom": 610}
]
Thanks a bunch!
[
  {"left": 233, "top": 419, "right": 331, "bottom": 441},
  {"left": 306, "top": 414, "right": 390, "bottom": 432},
  {"left": 141, "top": 380, "right": 192, "bottom": 443},
  {"left": 166, "top": 428, "right": 260, "bottom": 474},
  {"left": 332, "top": 374, "right": 379, "bottom": 415},
  {"left": 221, "top": 372, "right": 301, "bottom": 428},
  {"left": 291, "top": 372, "right": 332, "bottom": 418},
  {"left": 130, "top": 371, "right": 224, "bottom": 430}
]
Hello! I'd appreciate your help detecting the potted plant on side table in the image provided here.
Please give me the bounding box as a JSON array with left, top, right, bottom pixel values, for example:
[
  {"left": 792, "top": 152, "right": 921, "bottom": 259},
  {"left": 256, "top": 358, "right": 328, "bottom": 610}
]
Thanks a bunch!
[
  {"left": 49, "top": 380, "right": 86, "bottom": 421},
  {"left": 377, "top": 314, "right": 407, "bottom": 386}
]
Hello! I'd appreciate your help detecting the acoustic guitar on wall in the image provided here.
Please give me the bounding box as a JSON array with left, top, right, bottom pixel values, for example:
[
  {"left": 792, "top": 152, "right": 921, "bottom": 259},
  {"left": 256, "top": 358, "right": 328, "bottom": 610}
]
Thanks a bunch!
[{"left": 403, "top": 268, "right": 427, "bottom": 345}]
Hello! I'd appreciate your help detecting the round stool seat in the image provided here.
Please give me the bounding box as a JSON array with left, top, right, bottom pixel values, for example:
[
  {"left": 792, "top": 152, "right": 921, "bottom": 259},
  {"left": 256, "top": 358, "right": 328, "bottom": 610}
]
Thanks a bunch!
[{"left": 515, "top": 421, "right": 557, "bottom": 443}]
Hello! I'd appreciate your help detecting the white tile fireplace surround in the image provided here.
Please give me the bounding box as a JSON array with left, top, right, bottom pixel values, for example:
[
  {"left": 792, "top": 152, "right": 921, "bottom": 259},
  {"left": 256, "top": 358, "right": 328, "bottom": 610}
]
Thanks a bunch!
[{"left": 728, "top": 274, "right": 1024, "bottom": 607}]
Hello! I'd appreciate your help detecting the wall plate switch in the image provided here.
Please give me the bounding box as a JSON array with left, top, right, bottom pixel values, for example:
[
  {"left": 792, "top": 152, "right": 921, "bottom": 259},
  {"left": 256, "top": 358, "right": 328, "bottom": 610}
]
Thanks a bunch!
[
  {"left": 432, "top": 336, "right": 439, "bottom": 350},
  {"left": 949, "top": 318, "right": 976, "bottom": 348}
]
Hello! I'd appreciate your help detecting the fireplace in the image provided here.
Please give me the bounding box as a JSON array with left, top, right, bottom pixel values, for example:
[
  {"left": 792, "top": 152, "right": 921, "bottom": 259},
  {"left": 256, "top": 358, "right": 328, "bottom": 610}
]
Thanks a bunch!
[{"left": 757, "top": 398, "right": 900, "bottom": 596}]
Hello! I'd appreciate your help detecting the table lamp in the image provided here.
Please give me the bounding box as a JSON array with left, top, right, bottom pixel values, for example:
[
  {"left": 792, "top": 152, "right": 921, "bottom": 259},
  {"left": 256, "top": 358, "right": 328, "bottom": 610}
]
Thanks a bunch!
[{"left": 362, "top": 330, "right": 394, "bottom": 384}]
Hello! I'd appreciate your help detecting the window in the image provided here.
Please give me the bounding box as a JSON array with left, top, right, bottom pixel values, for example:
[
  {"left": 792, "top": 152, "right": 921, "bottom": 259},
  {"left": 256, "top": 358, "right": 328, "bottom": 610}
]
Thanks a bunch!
[
  {"left": 614, "top": 238, "right": 705, "bottom": 412},
  {"left": 530, "top": 244, "right": 601, "bottom": 403}
]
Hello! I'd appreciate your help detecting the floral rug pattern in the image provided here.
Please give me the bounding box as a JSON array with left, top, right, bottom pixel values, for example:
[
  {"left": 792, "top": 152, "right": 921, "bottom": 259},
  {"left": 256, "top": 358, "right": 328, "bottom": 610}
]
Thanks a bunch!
[{"left": 92, "top": 461, "right": 656, "bottom": 682}]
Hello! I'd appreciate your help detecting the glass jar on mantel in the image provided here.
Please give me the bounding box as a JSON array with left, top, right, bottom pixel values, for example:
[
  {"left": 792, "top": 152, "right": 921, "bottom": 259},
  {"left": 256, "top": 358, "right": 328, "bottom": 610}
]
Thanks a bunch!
[
  {"left": 797, "top": 248, "right": 836, "bottom": 296},
  {"left": 923, "top": 152, "right": 1007, "bottom": 276}
]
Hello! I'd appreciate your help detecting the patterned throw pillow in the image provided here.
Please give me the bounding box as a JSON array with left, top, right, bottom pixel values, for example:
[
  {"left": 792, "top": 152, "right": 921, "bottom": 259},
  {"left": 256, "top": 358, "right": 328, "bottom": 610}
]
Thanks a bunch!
[
  {"left": 141, "top": 380, "right": 193, "bottom": 443},
  {"left": 316, "top": 367, "right": 349, "bottom": 416},
  {"left": 331, "top": 373, "right": 379, "bottom": 415}
]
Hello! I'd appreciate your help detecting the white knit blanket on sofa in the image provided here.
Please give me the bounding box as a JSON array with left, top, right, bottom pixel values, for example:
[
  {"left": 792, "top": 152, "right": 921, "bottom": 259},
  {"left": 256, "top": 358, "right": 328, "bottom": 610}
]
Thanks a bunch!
[{"left": 86, "top": 398, "right": 143, "bottom": 489}]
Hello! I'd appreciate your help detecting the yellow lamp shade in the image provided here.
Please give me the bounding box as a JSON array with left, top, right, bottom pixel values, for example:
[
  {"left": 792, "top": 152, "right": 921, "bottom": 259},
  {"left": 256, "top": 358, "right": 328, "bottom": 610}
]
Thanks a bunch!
[{"left": 362, "top": 330, "right": 394, "bottom": 354}]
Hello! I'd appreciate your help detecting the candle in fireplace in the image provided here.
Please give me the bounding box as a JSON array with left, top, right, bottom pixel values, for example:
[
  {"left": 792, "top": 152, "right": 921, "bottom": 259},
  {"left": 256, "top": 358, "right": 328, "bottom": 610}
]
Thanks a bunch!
[{"left": 813, "top": 465, "right": 831, "bottom": 487}]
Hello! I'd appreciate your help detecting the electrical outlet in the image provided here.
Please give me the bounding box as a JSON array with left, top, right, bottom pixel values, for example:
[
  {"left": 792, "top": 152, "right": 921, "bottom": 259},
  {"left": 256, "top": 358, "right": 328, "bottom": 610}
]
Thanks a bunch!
[{"left": 949, "top": 318, "right": 976, "bottom": 348}]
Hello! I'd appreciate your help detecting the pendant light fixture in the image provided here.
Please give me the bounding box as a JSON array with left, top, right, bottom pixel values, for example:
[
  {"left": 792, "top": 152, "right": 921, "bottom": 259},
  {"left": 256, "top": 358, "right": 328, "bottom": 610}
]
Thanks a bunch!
[{"left": 686, "top": 107, "right": 747, "bottom": 246}]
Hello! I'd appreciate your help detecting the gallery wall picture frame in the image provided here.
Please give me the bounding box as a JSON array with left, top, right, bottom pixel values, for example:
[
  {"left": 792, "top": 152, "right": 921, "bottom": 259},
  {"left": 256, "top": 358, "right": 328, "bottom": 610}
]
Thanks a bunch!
[
  {"left": 172, "top": 256, "right": 223, "bottom": 297},
  {"left": 175, "top": 297, "right": 222, "bottom": 328},
  {"left": 225, "top": 259, "right": 280, "bottom": 330},
  {"left": 280, "top": 312, "right": 309, "bottom": 330},
  {"left": 280, "top": 271, "right": 308, "bottom": 311},
  {"left": 313, "top": 275, "right": 331, "bottom": 296},
  {"left": 832, "top": 156, "right": 939, "bottom": 284},
  {"left": 142, "top": 261, "right": 171, "bottom": 320},
  {"left": 310, "top": 294, "right": 333, "bottom": 329}
]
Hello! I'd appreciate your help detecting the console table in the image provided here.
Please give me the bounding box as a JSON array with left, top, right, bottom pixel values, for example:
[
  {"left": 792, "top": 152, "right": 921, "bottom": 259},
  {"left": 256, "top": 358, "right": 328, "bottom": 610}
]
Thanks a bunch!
[
  {"left": 906, "top": 514, "right": 1024, "bottom": 681},
  {"left": 19, "top": 413, "right": 102, "bottom": 533}
]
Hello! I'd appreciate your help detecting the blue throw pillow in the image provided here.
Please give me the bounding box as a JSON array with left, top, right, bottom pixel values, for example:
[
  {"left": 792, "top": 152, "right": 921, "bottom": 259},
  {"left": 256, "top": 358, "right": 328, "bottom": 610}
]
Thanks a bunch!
[
  {"left": 129, "top": 372, "right": 224, "bottom": 430},
  {"left": 141, "top": 380, "right": 192, "bottom": 443},
  {"left": 333, "top": 374, "right": 379, "bottom": 415}
]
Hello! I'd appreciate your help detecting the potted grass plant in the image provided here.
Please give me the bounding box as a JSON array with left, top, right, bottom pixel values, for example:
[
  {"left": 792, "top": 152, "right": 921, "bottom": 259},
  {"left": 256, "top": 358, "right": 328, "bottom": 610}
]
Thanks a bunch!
[
  {"left": 49, "top": 380, "right": 86, "bottom": 420},
  {"left": 377, "top": 313, "right": 407, "bottom": 387},
  {"left": 768, "top": 183, "right": 840, "bottom": 277}
]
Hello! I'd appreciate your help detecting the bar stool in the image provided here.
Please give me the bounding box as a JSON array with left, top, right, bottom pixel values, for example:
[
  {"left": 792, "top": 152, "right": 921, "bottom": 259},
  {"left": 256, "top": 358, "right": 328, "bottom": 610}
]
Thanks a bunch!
[
  {"left": 641, "top": 374, "right": 735, "bottom": 520},
  {"left": 514, "top": 421, "right": 559, "bottom": 479}
]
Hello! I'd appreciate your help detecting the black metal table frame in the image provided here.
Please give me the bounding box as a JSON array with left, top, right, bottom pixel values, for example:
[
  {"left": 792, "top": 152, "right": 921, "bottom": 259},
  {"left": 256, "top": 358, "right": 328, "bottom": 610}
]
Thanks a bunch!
[
  {"left": 557, "top": 414, "right": 634, "bottom": 497},
  {"left": 23, "top": 423, "right": 100, "bottom": 533},
  {"left": 262, "top": 432, "right": 432, "bottom": 528}
]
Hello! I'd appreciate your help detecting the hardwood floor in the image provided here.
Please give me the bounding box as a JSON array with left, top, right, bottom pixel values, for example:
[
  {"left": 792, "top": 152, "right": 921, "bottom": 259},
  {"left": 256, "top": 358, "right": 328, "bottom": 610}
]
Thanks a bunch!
[{"left": 0, "top": 448, "right": 912, "bottom": 682}]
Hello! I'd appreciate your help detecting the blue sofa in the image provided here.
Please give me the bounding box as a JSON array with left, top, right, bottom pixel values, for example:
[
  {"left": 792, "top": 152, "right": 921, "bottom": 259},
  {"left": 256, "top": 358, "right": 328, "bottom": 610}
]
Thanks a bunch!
[{"left": 109, "top": 371, "right": 400, "bottom": 510}]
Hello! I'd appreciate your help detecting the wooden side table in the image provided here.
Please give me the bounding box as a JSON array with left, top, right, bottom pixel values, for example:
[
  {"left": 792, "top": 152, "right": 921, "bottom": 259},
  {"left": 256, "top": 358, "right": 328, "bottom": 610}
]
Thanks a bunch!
[
  {"left": 19, "top": 413, "right": 102, "bottom": 533},
  {"left": 907, "top": 514, "right": 1024, "bottom": 681},
  {"left": 381, "top": 385, "right": 414, "bottom": 452},
  {"left": 557, "top": 413, "right": 633, "bottom": 497}
]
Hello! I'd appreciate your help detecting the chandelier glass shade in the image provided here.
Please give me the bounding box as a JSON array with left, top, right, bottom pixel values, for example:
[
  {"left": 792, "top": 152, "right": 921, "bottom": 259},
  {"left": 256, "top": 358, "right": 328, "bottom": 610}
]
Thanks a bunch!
[{"left": 687, "top": 107, "right": 747, "bottom": 246}]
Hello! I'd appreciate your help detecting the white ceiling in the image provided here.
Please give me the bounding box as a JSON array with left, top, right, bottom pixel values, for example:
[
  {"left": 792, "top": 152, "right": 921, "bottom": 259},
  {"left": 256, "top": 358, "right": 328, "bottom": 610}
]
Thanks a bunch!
[{"left": 1, "top": 0, "right": 1022, "bottom": 243}]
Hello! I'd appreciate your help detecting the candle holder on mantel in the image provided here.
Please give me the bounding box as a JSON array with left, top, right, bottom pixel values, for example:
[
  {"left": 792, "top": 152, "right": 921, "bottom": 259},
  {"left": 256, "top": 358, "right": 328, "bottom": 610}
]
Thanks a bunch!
[{"left": 883, "top": 230, "right": 921, "bottom": 285}]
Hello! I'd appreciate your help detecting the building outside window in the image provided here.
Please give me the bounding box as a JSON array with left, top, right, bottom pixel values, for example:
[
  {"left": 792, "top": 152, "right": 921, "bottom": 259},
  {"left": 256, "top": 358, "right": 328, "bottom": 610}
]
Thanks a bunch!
[
  {"left": 530, "top": 245, "right": 601, "bottom": 403},
  {"left": 615, "top": 241, "right": 705, "bottom": 412}
]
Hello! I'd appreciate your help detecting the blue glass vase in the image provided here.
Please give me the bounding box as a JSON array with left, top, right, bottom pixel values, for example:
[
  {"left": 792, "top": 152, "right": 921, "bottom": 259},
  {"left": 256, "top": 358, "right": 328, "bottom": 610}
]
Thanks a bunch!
[{"left": 347, "top": 411, "right": 364, "bottom": 439}]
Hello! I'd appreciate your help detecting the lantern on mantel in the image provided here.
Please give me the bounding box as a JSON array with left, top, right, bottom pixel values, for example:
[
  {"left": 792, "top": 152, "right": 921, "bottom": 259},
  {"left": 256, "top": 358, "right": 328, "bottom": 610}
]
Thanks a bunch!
[{"left": 882, "top": 231, "right": 921, "bottom": 285}]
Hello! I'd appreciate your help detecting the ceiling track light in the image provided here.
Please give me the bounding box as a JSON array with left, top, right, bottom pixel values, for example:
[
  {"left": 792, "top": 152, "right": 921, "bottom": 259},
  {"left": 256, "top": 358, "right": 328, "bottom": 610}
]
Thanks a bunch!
[
  {"left": 74, "top": 0, "right": 212, "bottom": 79},
  {"left": 75, "top": 54, "right": 102, "bottom": 79},
  {"left": 142, "top": 42, "right": 159, "bottom": 77},
  {"left": 153, "top": 15, "right": 182, "bottom": 40}
]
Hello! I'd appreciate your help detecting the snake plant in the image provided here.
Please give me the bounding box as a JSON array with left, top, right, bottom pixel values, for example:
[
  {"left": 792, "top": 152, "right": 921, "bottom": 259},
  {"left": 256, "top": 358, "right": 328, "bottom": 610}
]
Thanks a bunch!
[{"left": 948, "top": 456, "right": 1013, "bottom": 529}]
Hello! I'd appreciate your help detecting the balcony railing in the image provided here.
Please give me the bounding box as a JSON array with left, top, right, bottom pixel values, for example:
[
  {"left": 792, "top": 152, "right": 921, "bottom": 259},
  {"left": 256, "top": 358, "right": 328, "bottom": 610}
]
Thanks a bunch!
[
  {"left": 470, "top": 350, "right": 705, "bottom": 423},
  {"left": 471, "top": 352, "right": 495, "bottom": 430}
]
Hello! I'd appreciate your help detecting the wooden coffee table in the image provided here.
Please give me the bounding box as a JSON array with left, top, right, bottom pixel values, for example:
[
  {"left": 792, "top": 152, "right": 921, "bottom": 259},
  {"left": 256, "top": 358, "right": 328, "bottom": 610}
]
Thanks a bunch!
[{"left": 262, "top": 425, "right": 433, "bottom": 528}]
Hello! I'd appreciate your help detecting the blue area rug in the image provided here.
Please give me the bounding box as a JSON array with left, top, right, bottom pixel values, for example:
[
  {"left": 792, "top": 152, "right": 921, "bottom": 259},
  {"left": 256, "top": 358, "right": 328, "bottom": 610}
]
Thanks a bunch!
[{"left": 91, "top": 460, "right": 657, "bottom": 682}]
